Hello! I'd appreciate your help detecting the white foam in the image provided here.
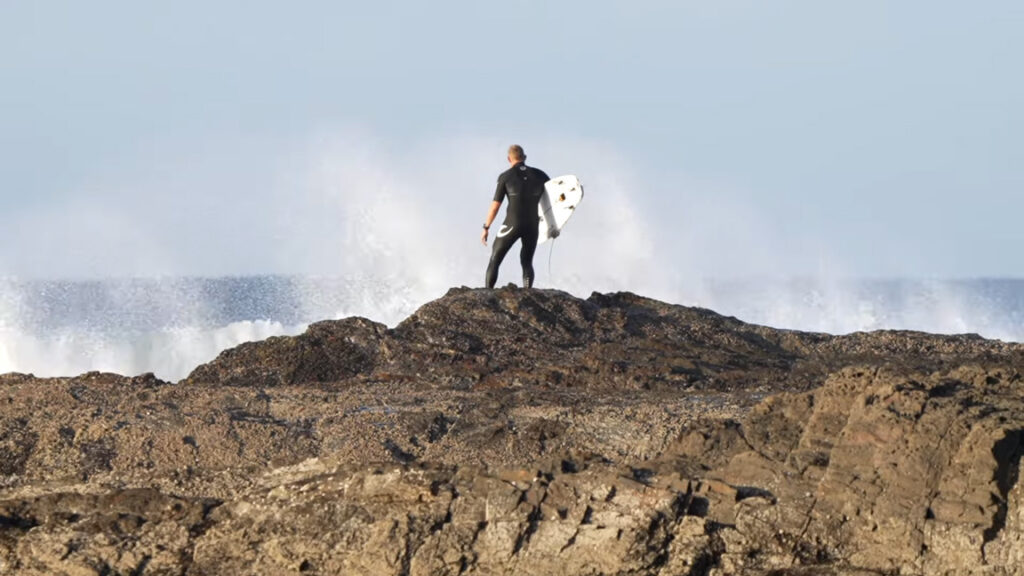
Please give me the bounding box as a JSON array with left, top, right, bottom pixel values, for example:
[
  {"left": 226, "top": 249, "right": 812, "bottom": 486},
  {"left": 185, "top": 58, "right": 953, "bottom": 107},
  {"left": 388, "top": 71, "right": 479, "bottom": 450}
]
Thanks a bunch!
[
  {"left": 0, "top": 320, "right": 305, "bottom": 381},
  {"left": 1, "top": 276, "right": 1022, "bottom": 382}
]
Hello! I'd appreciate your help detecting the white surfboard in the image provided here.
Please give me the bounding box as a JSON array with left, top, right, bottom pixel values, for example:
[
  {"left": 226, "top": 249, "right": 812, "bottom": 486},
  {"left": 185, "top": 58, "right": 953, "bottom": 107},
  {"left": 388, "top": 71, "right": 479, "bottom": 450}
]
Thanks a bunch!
[{"left": 537, "top": 175, "right": 584, "bottom": 244}]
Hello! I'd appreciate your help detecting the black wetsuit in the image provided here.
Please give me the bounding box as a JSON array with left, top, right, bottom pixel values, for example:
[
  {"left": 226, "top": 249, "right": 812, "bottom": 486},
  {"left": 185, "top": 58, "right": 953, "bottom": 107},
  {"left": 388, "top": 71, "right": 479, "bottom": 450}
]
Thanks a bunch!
[{"left": 486, "top": 162, "right": 550, "bottom": 288}]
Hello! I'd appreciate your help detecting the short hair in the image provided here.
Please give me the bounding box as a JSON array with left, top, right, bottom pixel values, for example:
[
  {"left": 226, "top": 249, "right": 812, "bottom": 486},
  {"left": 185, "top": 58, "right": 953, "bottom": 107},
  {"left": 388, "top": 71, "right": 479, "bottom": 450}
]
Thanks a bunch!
[{"left": 507, "top": 144, "right": 526, "bottom": 162}]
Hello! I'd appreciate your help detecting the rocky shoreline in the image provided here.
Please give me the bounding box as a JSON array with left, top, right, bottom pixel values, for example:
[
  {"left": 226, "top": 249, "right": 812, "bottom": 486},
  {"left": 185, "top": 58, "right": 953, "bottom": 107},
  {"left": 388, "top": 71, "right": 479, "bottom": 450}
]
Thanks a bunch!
[{"left": 2, "top": 287, "right": 1023, "bottom": 575}]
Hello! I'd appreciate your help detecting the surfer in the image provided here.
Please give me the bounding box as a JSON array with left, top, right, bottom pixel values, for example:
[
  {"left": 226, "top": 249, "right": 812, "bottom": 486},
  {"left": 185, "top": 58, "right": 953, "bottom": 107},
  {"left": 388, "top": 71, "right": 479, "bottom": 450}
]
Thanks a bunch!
[{"left": 481, "top": 145, "right": 550, "bottom": 289}]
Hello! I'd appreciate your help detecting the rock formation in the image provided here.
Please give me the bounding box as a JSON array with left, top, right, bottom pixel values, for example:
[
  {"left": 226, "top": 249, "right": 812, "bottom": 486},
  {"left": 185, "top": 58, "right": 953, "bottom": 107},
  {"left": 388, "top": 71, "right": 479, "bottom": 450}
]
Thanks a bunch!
[{"left": 1, "top": 287, "right": 1023, "bottom": 574}]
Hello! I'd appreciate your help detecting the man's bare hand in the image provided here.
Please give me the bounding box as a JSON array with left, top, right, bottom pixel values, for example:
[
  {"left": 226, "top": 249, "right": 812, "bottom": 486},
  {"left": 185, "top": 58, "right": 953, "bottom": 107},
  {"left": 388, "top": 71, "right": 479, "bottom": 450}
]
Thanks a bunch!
[{"left": 481, "top": 228, "right": 489, "bottom": 246}]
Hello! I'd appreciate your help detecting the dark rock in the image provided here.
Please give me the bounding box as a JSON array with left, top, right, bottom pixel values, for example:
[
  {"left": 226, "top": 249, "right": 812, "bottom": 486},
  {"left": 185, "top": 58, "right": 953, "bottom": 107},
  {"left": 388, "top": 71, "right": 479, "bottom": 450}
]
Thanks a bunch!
[{"left": 185, "top": 316, "right": 387, "bottom": 387}]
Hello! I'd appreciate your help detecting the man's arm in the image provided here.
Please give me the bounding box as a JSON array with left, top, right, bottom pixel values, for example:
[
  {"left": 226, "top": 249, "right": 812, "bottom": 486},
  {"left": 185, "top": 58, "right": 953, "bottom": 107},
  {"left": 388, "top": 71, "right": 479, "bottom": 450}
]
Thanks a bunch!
[
  {"left": 481, "top": 200, "right": 501, "bottom": 246},
  {"left": 483, "top": 174, "right": 506, "bottom": 246}
]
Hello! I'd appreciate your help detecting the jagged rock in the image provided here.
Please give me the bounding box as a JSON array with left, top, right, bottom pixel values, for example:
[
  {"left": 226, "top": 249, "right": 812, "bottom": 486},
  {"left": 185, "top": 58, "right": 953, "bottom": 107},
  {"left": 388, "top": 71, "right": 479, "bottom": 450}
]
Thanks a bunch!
[
  {"left": 191, "top": 459, "right": 703, "bottom": 575},
  {"left": 185, "top": 317, "right": 387, "bottom": 388},
  {"left": 2, "top": 287, "right": 1024, "bottom": 575},
  {"left": 675, "top": 365, "right": 1024, "bottom": 575},
  {"left": 0, "top": 488, "right": 219, "bottom": 575},
  {"left": 187, "top": 287, "right": 1022, "bottom": 393}
]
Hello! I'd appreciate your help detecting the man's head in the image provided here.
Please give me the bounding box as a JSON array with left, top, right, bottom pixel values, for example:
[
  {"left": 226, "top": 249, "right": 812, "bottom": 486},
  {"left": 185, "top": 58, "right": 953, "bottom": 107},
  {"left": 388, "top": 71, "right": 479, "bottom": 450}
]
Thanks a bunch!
[{"left": 507, "top": 144, "right": 526, "bottom": 165}]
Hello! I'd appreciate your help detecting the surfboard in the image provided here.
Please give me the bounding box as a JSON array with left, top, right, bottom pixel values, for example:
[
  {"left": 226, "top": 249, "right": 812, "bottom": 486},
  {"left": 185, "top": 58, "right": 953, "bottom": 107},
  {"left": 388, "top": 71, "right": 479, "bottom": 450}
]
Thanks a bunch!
[{"left": 537, "top": 175, "right": 584, "bottom": 244}]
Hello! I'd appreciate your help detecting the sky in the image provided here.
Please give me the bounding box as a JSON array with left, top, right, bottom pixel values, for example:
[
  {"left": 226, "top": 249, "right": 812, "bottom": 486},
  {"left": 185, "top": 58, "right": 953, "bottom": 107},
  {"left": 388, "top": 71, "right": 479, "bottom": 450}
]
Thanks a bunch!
[{"left": 1, "top": 1, "right": 1022, "bottom": 280}]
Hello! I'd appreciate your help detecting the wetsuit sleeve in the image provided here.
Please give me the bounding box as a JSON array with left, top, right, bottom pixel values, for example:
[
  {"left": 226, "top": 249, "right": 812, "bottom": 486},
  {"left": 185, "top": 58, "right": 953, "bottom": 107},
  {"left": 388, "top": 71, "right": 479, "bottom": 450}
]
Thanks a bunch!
[{"left": 493, "top": 175, "right": 507, "bottom": 203}]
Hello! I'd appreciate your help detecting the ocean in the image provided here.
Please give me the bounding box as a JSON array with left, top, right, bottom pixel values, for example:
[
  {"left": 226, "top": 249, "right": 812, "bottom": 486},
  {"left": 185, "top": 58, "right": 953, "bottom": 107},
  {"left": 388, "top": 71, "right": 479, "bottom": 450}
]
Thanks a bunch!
[{"left": 1, "top": 276, "right": 1022, "bottom": 382}]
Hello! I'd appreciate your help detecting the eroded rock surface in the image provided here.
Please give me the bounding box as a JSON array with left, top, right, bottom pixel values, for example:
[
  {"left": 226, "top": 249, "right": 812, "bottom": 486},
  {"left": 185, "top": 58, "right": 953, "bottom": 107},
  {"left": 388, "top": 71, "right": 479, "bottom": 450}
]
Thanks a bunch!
[{"left": 2, "top": 287, "right": 1023, "bottom": 575}]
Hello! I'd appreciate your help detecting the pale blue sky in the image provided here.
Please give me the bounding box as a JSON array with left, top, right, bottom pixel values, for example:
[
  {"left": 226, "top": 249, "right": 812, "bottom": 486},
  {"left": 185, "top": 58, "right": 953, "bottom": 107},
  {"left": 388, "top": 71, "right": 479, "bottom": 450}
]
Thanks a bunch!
[{"left": 1, "top": 1, "right": 1022, "bottom": 280}]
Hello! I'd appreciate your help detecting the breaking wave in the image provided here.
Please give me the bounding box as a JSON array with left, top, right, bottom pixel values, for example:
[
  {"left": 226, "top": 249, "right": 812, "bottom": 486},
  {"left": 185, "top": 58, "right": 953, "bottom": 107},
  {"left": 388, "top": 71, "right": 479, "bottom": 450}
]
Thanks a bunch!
[
  {"left": 1, "top": 133, "right": 1021, "bottom": 380},
  {"left": 1, "top": 275, "right": 1023, "bottom": 382}
]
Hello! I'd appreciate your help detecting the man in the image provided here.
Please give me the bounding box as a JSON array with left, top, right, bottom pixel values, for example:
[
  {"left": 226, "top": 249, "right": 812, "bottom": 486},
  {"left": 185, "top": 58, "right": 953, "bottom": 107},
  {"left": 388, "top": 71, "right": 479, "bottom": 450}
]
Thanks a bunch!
[{"left": 481, "top": 144, "right": 550, "bottom": 289}]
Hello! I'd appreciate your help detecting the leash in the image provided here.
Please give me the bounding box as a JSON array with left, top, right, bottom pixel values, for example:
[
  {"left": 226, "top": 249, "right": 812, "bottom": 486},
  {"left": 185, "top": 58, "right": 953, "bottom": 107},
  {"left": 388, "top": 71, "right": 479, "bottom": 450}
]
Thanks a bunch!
[{"left": 547, "top": 237, "right": 556, "bottom": 279}]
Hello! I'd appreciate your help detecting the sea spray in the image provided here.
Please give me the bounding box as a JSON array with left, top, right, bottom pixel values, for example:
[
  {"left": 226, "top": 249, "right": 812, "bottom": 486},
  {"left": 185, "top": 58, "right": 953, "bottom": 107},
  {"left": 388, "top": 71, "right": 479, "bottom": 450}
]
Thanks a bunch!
[
  {"left": 2, "top": 134, "right": 1022, "bottom": 380},
  {"left": 1, "top": 276, "right": 1024, "bottom": 381}
]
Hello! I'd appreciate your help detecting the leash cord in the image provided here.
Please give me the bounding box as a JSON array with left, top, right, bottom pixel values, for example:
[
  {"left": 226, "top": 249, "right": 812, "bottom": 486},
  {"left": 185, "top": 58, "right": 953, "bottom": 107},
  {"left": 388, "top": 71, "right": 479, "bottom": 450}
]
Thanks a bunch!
[{"left": 547, "top": 237, "right": 555, "bottom": 279}]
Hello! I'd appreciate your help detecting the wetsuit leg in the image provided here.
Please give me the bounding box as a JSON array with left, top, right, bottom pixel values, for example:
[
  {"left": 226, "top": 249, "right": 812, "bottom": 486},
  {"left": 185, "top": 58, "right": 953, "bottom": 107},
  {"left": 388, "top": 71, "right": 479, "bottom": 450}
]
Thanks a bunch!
[
  {"left": 519, "top": 227, "right": 538, "bottom": 288},
  {"left": 485, "top": 227, "right": 521, "bottom": 288}
]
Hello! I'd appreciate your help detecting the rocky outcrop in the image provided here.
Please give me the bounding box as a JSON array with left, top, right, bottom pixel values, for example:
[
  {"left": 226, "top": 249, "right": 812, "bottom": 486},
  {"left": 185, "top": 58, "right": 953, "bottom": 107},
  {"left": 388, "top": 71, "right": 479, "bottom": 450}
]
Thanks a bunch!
[
  {"left": 2, "top": 287, "right": 1024, "bottom": 575},
  {"left": 185, "top": 317, "right": 387, "bottom": 388},
  {"left": 683, "top": 365, "right": 1024, "bottom": 574},
  {"left": 189, "top": 287, "right": 1021, "bottom": 392}
]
